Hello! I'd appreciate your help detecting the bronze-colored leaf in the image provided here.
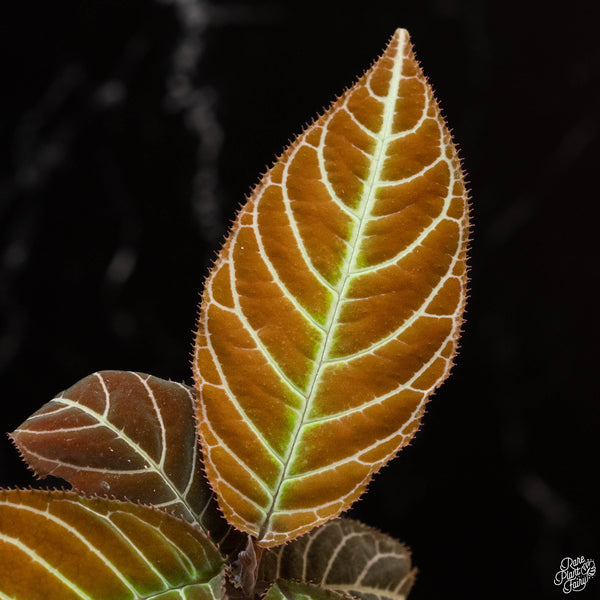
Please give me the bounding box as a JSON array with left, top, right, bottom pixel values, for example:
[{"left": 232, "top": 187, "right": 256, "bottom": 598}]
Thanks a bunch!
[
  {"left": 10, "top": 371, "right": 228, "bottom": 543},
  {"left": 193, "top": 28, "right": 469, "bottom": 546},
  {"left": 0, "top": 489, "right": 224, "bottom": 599},
  {"left": 259, "top": 519, "right": 416, "bottom": 600}
]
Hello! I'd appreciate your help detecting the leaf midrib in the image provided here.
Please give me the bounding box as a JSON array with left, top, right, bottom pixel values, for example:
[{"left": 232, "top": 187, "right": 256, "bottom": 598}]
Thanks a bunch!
[
  {"left": 53, "top": 393, "right": 197, "bottom": 525},
  {"left": 258, "top": 30, "right": 407, "bottom": 542}
]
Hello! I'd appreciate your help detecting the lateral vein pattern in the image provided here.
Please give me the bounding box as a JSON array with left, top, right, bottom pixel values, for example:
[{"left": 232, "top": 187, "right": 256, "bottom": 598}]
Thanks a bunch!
[
  {"left": 194, "top": 28, "right": 469, "bottom": 546},
  {"left": 0, "top": 490, "right": 224, "bottom": 599}
]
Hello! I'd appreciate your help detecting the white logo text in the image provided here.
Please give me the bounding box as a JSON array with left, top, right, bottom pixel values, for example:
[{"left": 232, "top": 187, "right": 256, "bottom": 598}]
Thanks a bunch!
[{"left": 554, "top": 556, "right": 596, "bottom": 593}]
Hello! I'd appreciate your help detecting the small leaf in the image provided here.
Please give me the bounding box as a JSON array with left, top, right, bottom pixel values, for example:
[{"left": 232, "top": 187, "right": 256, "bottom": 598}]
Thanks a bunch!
[
  {"left": 265, "top": 580, "right": 349, "bottom": 600},
  {"left": 0, "top": 489, "right": 225, "bottom": 600},
  {"left": 259, "top": 519, "right": 415, "bottom": 600},
  {"left": 10, "top": 371, "right": 226, "bottom": 540},
  {"left": 194, "top": 28, "right": 469, "bottom": 545}
]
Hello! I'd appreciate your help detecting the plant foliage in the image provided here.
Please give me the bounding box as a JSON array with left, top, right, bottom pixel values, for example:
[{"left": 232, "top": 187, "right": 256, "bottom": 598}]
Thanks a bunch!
[
  {"left": 193, "top": 28, "right": 468, "bottom": 548},
  {"left": 2, "top": 29, "right": 468, "bottom": 599}
]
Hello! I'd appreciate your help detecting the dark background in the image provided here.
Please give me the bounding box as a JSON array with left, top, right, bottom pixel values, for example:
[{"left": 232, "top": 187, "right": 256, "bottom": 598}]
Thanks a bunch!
[{"left": 1, "top": 1, "right": 598, "bottom": 598}]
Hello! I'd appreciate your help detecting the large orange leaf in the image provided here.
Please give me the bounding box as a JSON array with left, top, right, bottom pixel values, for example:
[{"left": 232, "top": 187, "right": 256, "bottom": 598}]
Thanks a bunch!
[{"left": 193, "top": 28, "right": 469, "bottom": 546}]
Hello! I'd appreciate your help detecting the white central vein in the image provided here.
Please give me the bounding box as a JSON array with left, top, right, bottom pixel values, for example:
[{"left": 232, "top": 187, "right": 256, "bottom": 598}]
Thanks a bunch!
[
  {"left": 53, "top": 377, "right": 196, "bottom": 524},
  {"left": 258, "top": 31, "right": 408, "bottom": 539}
]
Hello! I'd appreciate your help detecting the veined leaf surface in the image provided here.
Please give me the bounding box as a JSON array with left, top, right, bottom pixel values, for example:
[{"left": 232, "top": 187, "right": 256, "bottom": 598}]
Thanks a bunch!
[
  {"left": 10, "top": 371, "right": 226, "bottom": 540},
  {"left": 259, "top": 519, "right": 416, "bottom": 600},
  {"left": 264, "top": 581, "right": 349, "bottom": 600},
  {"left": 194, "top": 28, "right": 469, "bottom": 546},
  {"left": 0, "top": 489, "right": 224, "bottom": 599}
]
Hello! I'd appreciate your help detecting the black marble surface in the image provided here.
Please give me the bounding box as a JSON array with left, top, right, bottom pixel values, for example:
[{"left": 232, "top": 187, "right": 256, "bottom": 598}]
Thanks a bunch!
[{"left": 1, "top": 1, "right": 599, "bottom": 598}]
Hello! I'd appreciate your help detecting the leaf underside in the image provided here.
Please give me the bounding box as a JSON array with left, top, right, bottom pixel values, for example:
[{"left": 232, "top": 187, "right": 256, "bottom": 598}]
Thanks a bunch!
[
  {"left": 194, "top": 28, "right": 469, "bottom": 546},
  {"left": 0, "top": 489, "right": 224, "bottom": 600},
  {"left": 259, "top": 518, "right": 416, "bottom": 600},
  {"left": 10, "top": 371, "right": 230, "bottom": 545}
]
